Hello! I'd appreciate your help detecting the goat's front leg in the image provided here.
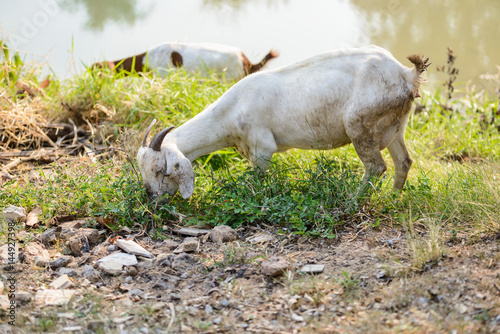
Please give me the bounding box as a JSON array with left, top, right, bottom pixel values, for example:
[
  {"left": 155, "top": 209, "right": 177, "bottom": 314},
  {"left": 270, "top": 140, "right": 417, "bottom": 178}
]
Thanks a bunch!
[
  {"left": 246, "top": 129, "right": 277, "bottom": 173},
  {"left": 387, "top": 132, "right": 412, "bottom": 189}
]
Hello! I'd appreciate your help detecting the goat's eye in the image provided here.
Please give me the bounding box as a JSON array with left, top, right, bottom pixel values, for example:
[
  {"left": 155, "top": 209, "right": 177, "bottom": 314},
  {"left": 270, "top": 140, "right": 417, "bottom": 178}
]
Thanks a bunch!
[{"left": 174, "top": 163, "right": 180, "bottom": 170}]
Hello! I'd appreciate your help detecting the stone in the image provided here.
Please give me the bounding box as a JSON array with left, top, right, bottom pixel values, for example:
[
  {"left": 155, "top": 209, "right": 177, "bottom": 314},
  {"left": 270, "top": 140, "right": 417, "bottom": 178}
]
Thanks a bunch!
[
  {"left": 220, "top": 300, "right": 230, "bottom": 307},
  {"left": 210, "top": 225, "right": 237, "bottom": 244},
  {"left": 160, "top": 239, "right": 179, "bottom": 250},
  {"left": 87, "top": 320, "right": 105, "bottom": 332},
  {"left": 376, "top": 270, "right": 387, "bottom": 279},
  {"left": 24, "top": 242, "right": 49, "bottom": 258},
  {"left": 50, "top": 274, "right": 73, "bottom": 289},
  {"left": 171, "top": 253, "right": 197, "bottom": 271},
  {"left": 247, "top": 232, "right": 274, "bottom": 244},
  {"left": 48, "top": 256, "right": 72, "bottom": 269},
  {"left": 176, "top": 227, "right": 211, "bottom": 237},
  {"left": 155, "top": 254, "right": 175, "bottom": 267},
  {"left": 34, "top": 289, "right": 76, "bottom": 306},
  {"left": 115, "top": 239, "right": 153, "bottom": 258},
  {"left": 82, "top": 265, "right": 101, "bottom": 281},
  {"left": 261, "top": 257, "right": 288, "bottom": 277},
  {"left": 40, "top": 227, "right": 60, "bottom": 245},
  {"left": 59, "top": 220, "right": 84, "bottom": 229},
  {"left": 213, "top": 317, "right": 222, "bottom": 325},
  {"left": 67, "top": 228, "right": 100, "bottom": 256},
  {"left": 2, "top": 205, "right": 26, "bottom": 222},
  {"left": 173, "top": 238, "right": 199, "bottom": 253},
  {"left": 96, "top": 252, "right": 138, "bottom": 266},
  {"left": 98, "top": 260, "right": 123, "bottom": 276},
  {"left": 300, "top": 264, "right": 325, "bottom": 273},
  {"left": 34, "top": 255, "right": 50, "bottom": 267},
  {"left": 107, "top": 245, "right": 118, "bottom": 252},
  {"left": 0, "top": 295, "right": 10, "bottom": 310},
  {"left": 26, "top": 207, "right": 42, "bottom": 227},
  {"left": 57, "top": 268, "right": 77, "bottom": 277},
  {"left": 123, "top": 266, "right": 138, "bottom": 277}
]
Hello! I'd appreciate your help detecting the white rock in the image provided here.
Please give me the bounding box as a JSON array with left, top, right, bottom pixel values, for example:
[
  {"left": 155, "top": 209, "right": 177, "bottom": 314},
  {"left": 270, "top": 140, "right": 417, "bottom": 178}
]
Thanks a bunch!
[
  {"left": 34, "top": 255, "right": 50, "bottom": 267},
  {"left": 173, "top": 238, "right": 199, "bottom": 253},
  {"left": 98, "top": 260, "right": 123, "bottom": 276},
  {"left": 49, "top": 274, "right": 73, "bottom": 289},
  {"left": 96, "top": 252, "right": 138, "bottom": 266},
  {"left": 26, "top": 207, "right": 42, "bottom": 227},
  {"left": 115, "top": 239, "right": 153, "bottom": 258},
  {"left": 176, "top": 227, "right": 211, "bottom": 237},
  {"left": 2, "top": 205, "right": 26, "bottom": 222},
  {"left": 0, "top": 295, "right": 10, "bottom": 310},
  {"left": 300, "top": 264, "right": 325, "bottom": 273},
  {"left": 34, "top": 289, "right": 76, "bottom": 306}
]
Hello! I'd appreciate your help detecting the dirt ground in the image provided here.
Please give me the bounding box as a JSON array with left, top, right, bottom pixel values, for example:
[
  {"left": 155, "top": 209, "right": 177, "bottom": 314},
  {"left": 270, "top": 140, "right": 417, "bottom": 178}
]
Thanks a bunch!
[{"left": 1, "top": 218, "right": 499, "bottom": 334}]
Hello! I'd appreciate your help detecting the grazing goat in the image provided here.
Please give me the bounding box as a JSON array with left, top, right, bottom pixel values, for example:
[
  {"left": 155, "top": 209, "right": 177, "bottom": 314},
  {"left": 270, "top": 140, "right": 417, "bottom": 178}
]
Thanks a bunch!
[
  {"left": 94, "top": 42, "right": 278, "bottom": 81},
  {"left": 137, "top": 45, "right": 429, "bottom": 199}
]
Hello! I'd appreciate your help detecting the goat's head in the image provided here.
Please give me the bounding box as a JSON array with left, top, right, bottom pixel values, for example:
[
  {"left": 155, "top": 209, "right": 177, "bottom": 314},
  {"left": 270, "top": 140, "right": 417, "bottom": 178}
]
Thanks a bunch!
[{"left": 137, "top": 120, "right": 195, "bottom": 200}]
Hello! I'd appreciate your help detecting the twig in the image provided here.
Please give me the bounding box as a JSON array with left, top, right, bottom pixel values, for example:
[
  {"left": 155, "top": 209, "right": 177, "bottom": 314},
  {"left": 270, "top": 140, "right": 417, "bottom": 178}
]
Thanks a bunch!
[
  {"left": 32, "top": 122, "right": 59, "bottom": 149},
  {"left": 166, "top": 303, "right": 176, "bottom": 332},
  {"left": 68, "top": 118, "right": 78, "bottom": 146}
]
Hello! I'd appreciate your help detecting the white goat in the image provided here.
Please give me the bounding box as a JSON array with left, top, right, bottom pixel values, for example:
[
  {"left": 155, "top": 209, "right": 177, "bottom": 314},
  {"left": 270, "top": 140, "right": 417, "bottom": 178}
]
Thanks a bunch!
[
  {"left": 137, "top": 45, "right": 429, "bottom": 199},
  {"left": 94, "top": 42, "right": 279, "bottom": 81}
]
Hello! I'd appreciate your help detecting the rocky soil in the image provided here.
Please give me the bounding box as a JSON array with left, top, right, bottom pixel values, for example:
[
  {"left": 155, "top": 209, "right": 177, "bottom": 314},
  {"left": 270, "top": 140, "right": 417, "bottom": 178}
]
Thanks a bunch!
[{"left": 0, "top": 205, "right": 499, "bottom": 334}]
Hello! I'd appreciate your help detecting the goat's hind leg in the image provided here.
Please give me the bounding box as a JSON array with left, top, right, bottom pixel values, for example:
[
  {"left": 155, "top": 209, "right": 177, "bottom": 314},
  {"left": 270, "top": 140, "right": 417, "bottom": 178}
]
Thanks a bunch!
[
  {"left": 387, "top": 132, "right": 412, "bottom": 189},
  {"left": 349, "top": 135, "right": 388, "bottom": 202}
]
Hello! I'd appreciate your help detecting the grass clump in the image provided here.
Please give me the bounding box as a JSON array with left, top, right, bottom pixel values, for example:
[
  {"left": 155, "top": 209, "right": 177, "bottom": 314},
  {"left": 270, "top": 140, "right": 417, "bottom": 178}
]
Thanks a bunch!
[{"left": 1, "top": 44, "right": 500, "bottom": 244}]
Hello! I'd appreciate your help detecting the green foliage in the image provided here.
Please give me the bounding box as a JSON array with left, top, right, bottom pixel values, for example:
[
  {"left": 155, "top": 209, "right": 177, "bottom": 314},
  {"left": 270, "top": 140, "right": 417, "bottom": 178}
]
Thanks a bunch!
[{"left": 1, "top": 55, "right": 500, "bottom": 238}]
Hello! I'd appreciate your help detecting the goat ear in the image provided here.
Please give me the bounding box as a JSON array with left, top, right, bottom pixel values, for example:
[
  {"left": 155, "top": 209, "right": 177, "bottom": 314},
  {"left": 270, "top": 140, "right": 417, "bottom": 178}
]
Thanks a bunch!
[
  {"left": 173, "top": 157, "right": 195, "bottom": 199},
  {"left": 149, "top": 126, "right": 175, "bottom": 152},
  {"left": 142, "top": 119, "right": 157, "bottom": 147}
]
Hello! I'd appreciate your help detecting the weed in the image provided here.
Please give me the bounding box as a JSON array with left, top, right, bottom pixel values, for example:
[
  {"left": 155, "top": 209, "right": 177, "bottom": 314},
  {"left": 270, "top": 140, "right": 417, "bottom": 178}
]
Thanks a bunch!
[{"left": 339, "top": 270, "right": 360, "bottom": 297}]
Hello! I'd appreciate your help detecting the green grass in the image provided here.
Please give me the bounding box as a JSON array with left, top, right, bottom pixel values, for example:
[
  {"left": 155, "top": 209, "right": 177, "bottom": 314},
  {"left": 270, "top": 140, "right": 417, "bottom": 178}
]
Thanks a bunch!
[{"left": 1, "top": 44, "right": 500, "bottom": 242}]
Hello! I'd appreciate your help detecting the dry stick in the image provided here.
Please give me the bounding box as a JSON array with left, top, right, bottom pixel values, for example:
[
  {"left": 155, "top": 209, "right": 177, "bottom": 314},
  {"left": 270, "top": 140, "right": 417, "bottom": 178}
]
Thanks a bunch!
[
  {"left": 68, "top": 118, "right": 78, "bottom": 146},
  {"left": 31, "top": 122, "right": 58, "bottom": 149},
  {"left": 166, "top": 303, "right": 176, "bottom": 332}
]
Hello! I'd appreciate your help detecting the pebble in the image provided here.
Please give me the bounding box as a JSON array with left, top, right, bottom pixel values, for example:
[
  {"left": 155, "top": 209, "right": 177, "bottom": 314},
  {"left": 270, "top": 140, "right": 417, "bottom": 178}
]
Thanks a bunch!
[
  {"left": 173, "top": 238, "right": 199, "bottom": 253},
  {"left": 34, "top": 289, "right": 76, "bottom": 306},
  {"left": 213, "top": 317, "right": 222, "bottom": 325},
  {"left": 2, "top": 205, "right": 26, "bottom": 222},
  {"left": 210, "top": 225, "right": 237, "bottom": 243},
  {"left": 205, "top": 304, "right": 213, "bottom": 314},
  {"left": 96, "top": 252, "right": 138, "bottom": 266},
  {"left": 98, "top": 260, "right": 123, "bottom": 276},
  {"left": 220, "top": 300, "right": 230, "bottom": 307},
  {"left": 49, "top": 274, "right": 74, "bottom": 289},
  {"left": 82, "top": 265, "right": 101, "bottom": 281},
  {"left": 261, "top": 257, "right": 288, "bottom": 276},
  {"left": 34, "top": 255, "right": 50, "bottom": 267},
  {"left": 48, "top": 256, "right": 72, "bottom": 269},
  {"left": 300, "top": 264, "right": 325, "bottom": 273},
  {"left": 57, "top": 268, "right": 77, "bottom": 277},
  {"left": 115, "top": 239, "right": 153, "bottom": 258}
]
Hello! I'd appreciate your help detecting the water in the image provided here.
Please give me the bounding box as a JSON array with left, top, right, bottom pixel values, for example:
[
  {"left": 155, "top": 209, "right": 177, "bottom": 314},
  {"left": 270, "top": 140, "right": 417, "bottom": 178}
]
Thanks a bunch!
[{"left": 1, "top": 0, "right": 499, "bottom": 93}]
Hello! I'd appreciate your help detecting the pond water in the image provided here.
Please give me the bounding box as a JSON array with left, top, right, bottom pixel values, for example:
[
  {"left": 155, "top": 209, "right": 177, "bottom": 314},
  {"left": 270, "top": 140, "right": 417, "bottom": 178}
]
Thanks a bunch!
[{"left": 1, "top": 0, "right": 499, "bottom": 93}]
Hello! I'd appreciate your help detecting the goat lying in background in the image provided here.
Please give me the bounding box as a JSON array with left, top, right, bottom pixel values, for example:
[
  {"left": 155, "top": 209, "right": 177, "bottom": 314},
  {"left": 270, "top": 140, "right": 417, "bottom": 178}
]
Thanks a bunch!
[
  {"left": 137, "top": 45, "right": 429, "bottom": 199},
  {"left": 93, "top": 42, "right": 278, "bottom": 81}
]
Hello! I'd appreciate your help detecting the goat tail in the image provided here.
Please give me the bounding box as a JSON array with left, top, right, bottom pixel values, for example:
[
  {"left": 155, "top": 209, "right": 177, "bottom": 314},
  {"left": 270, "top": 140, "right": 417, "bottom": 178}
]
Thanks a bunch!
[
  {"left": 406, "top": 54, "right": 430, "bottom": 98},
  {"left": 407, "top": 54, "right": 430, "bottom": 74}
]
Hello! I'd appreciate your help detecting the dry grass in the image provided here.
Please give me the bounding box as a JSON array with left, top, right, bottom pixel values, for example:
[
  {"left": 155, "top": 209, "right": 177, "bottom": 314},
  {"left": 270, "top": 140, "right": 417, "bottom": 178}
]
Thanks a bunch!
[{"left": 0, "top": 94, "right": 54, "bottom": 151}]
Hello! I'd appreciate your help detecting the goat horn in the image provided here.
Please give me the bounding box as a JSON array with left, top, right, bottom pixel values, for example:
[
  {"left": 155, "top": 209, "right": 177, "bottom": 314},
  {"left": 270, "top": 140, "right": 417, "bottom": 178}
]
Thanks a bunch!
[
  {"left": 142, "top": 119, "right": 157, "bottom": 147},
  {"left": 149, "top": 126, "right": 175, "bottom": 152}
]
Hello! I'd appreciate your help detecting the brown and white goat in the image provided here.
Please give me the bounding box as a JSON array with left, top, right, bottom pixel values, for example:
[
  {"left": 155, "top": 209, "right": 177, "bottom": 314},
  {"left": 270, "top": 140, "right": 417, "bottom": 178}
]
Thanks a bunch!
[
  {"left": 93, "top": 42, "right": 278, "bottom": 81},
  {"left": 137, "top": 45, "right": 429, "bottom": 199}
]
